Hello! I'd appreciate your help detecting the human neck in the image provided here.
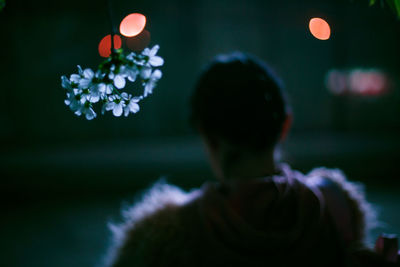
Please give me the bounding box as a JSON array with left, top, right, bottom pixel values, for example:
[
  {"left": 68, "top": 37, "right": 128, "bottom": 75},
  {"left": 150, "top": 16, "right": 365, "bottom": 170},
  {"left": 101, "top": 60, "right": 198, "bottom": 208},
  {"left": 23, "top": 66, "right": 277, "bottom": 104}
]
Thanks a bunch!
[{"left": 222, "top": 150, "right": 278, "bottom": 180}]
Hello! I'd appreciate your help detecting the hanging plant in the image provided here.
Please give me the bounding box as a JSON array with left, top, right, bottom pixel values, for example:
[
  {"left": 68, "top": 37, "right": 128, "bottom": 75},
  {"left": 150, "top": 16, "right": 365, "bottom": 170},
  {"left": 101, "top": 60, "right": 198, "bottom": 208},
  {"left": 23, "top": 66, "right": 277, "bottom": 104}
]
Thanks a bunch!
[
  {"left": 61, "top": 0, "right": 164, "bottom": 120},
  {"left": 61, "top": 45, "right": 163, "bottom": 120}
]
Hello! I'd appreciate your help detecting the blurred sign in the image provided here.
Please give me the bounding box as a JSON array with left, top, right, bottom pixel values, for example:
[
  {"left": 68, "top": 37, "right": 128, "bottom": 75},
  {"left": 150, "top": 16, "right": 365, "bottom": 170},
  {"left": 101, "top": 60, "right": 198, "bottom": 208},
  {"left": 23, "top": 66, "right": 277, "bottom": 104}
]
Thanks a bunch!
[{"left": 326, "top": 68, "right": 390, "bottom": 96}]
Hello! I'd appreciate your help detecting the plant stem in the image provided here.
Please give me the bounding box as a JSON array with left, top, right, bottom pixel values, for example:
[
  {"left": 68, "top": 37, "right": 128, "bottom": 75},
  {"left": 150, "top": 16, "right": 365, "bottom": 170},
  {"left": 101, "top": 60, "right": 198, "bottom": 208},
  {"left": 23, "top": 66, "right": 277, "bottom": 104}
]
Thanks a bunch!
[{"left": 107, "top": 0, "right": 117, "bottom": 54}]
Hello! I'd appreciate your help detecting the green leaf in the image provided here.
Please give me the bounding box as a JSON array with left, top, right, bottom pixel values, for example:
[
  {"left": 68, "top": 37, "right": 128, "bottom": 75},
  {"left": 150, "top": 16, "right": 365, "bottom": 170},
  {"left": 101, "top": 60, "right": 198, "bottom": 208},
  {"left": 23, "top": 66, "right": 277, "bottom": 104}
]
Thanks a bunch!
[
  {"left": 386, "top": 0, "right": 395, "bottom": 10},
  {"left": 0, "top": 0, "right": 5, "bottom": 11},
  {"left": 369, "top": 0, "right": 377, "bottom": 6},
  {"left": 385, "top": 0, "right": 399, "bottom": 17},
  {"left": 394, "top": 0, "right": 400, "bottom": 18}
]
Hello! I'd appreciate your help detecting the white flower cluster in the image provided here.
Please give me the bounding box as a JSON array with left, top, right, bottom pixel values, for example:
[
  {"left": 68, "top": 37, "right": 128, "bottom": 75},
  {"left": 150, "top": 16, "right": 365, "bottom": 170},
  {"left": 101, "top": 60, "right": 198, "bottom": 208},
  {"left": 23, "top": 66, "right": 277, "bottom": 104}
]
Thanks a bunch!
[{"left": 61, "top": 45, "right": 164, "bottom": 120}]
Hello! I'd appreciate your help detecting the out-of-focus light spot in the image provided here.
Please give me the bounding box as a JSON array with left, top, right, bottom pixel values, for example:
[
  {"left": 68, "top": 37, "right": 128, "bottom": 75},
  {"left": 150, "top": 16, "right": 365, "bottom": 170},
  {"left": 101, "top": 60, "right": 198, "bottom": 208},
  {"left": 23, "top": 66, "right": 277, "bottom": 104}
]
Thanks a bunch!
[
  {"left": 348, "top": 70, "right": 388, "bottom": 96},
  {"left": 126, "top": 30, "right": 151, "bottom": 52},
  {"left": 326, "top": 69, "right": 389, "bottom": 96},
  {"left": 119, "top": 13, "right": 146, "bottom": 37},
  {"left": 98, "top": 34, "right": 122, "bottom": 58},
  {"left": 326, "top": 70, "right": 347, "bottom": 95},
  {"left": 309, "top": 18, "right": 331, "bottom": 40}
]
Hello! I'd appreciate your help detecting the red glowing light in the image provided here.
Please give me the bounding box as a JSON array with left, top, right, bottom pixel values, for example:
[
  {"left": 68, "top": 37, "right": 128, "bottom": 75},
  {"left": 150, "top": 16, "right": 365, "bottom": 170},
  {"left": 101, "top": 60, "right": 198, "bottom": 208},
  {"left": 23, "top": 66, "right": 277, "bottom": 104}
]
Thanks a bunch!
[
  {"left": 119, "top": 13, "right": 146, "bottom": 37},
  {"left": 126, "top": 30, "right": 151, "bottom": 52},
  {"left": 98, "top": 34, "right": 122, "bottom": 58},
  {"left": 309, "top": 18, "right": 331, "bottom": 40}
]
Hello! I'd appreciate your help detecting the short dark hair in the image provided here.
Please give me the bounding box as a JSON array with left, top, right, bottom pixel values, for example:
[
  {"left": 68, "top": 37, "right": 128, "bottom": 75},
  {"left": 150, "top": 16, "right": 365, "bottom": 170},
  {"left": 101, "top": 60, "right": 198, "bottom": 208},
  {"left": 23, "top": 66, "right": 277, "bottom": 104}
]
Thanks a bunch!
[{"left": 190, "top": 52, "right": 289, "bottom": 152}]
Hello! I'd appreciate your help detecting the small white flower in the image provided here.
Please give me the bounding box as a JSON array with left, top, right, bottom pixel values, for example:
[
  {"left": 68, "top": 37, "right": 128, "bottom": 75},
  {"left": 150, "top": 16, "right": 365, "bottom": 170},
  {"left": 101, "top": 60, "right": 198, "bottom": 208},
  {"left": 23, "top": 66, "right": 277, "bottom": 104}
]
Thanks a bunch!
[
  {"left": 64, "top": 92, "right": 83, "bottom": 112},
  {"left": 120, "top": 65, "right": 139, "bottom": 82},
  {"left": 75, "top": 69, "right": 108, "bottom": 103},
  {"left": 72, "top": 68, "right": 96, "bottom": 102},
  {"left": 142, "top": 45, "right": 164, "bottom": 67},
  {"left": 114, "top": 74, "right": 126, "bottom": 89},
  {"left": 88, "top": 71, "right": 108, "bottom": 103},
  {"left": 83, "top": 106, "right": 97, "bottom": 120},
  {"left": 75, "top": 101, "right": 97, "bottom": 120},
  {"left": 143, "top": 69, "right": 162, "bottom": 97},
  {"left": 108, "top": 66, "right": 126, "bottom": 89},
  {"left": 87, "top": 92, "right": 100, "bottom": 103},
  {"left": 89, "top": 70, "right": 113, "bottom": 95},
  {"left": 69, "top": 65, "right": 83, "bottom": 84},
  {"left": 79, "top": 88, "right": 91, "bottom": 104},
  {"left": 79, "top": 68, "right": 95, "bottom": 89},
  {"left": 61, "top": 76, "right": 73, "bottom": 91},
  {"left": 105, "top": 95, "right": 125, "bottom": 117},
  {"left": 121, "top": 92, "right": 141, "bottom": 116},
  {"left": 140, "top": 66, "right": 152, "bottom": 80},
  {"left": 98, "top": 83, "right": 114, "bottom": 94},
  {"left": 127, "top": 52, "right": 145, "bottom": 66},
  {"left": 126, "top": 52, "right": 136, "bottom": 61}
]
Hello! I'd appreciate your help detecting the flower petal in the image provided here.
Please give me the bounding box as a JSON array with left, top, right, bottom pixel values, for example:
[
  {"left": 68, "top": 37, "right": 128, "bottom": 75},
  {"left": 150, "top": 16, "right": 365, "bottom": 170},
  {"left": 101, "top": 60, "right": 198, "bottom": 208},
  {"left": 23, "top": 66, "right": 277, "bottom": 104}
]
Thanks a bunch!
[
  {"left": 140, "top": 67, "right": 152, "bottom": 79},
  {"left": 142, "top": 48, "right": 150, "bottom": 56},
  {"left": 124, "top": 106, "right": 130, "bottom": 117},
  {"left": 114, "top": 75, "right": 126, "bottom": 89},
  {"left": 101, "top": 103, "right": 108, "bottom": 115},
  {"left": 121, "top": 92, "right": 129, "bottom": 100},
  {"left": 126, "top": 52, "right": 135, "bottom": 61},
  {"left": 98, "top": 83, "right": 106, "bottom": 93},
  {"left": 144, "top": 82, "right": 154, "bottom": 97},
  {"left": 83, "top": 68, "right": 94, "bottom": 79},
  {"left": 129, "top": 102, "right": 140, "bottom": 113},
  {"left": 74, "top": 109, "right": 82, "bottom": 116},
  {"left": 152, "top": 69, "right": 162, "bottom": 80},
  {"left": 106, "top": 84, "right": 113, "bottom": 94},
  {"left": 105, "top": 102, "right": 115, "bottom": 111},
  {"left": 89, "top": 94, "right": 100, "bottom": 103},
  {"left": 77, "top": 65, "right": 83, "bottom": 75},
  {"left": 149, "top": 56, "right": 164, "bottom": 67},
  {"left": 70, "top": 101, "right": 80, "bottom": 111},
  {"left": 149, "top": 45, "right": 159, "bottom": 56},
  {"left": 85, "top": 108, "right": 97, "bottom": 120},
  {"left": 113, "top": 103, "right": 123, "bottom": 117},
  {"left": 61, "top": 76, "right": 71, "bottom": 89},
  {"left": 70, "top": 74, "right": 81, "bottom": 83},
  {"left": 95, "top": 70, "right": 105, "bottom": 79},
  {"left": 79, "top": 78, "right": 91, "bottom": 89},
  {"left": 126, "top": 68, "right": 138, "bottom": 82}
]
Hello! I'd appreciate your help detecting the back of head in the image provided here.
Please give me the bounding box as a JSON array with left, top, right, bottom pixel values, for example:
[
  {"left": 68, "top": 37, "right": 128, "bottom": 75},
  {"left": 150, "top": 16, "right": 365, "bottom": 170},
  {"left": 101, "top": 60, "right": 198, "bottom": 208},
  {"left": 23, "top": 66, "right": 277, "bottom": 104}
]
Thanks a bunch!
[{"left": 190, "top": 52, "right": 289, "bottom": 153}]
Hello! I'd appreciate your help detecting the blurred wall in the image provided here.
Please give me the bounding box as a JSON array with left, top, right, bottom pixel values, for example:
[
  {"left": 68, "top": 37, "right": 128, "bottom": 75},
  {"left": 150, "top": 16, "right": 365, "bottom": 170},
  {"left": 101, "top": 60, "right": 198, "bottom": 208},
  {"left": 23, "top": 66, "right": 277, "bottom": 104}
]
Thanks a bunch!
[
  {"left": 1, "top": 0, "right": 399, "bottom": 146},
  {"left": 1, "top": 0, "right": 400, "bottom": 194}
]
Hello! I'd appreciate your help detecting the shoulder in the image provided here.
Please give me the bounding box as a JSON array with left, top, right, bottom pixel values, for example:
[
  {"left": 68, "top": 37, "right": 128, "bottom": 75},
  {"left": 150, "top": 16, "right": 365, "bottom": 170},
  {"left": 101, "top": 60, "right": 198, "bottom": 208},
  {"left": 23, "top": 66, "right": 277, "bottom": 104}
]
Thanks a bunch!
[
  {"left": 104, "top": 181, "right": 202, "bottom": 267},
  {"left": 304, "top": 166, "right": 376, "bottom": 245}
]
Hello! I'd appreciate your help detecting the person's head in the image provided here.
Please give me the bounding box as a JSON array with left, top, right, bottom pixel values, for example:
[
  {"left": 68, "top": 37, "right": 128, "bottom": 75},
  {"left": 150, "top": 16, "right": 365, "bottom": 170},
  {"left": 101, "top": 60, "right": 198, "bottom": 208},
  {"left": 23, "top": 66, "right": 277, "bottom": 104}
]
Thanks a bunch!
[{"left": 190, "top": 52, "right": 292, "bottom": 179}]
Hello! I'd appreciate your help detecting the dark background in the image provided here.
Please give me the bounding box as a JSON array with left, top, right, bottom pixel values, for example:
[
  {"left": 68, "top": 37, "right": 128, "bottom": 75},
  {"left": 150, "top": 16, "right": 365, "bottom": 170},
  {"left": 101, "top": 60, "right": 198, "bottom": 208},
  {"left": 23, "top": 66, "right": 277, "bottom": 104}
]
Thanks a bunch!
[{"left": 1, "top": 0, "right": 399, "bottom": 266}]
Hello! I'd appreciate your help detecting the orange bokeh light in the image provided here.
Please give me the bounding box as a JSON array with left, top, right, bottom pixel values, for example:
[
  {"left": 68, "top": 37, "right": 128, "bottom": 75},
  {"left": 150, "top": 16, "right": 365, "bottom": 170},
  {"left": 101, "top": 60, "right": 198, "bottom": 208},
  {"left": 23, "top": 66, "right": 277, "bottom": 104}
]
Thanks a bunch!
[
  {"left": 98, "top": 34, "right": 122, "bottom": 58},
  {"left": 309, "top": 18, "right": 331, "bottom": 40},
  {"left": 126, "top": 30, "right": 151, "bottom": 52},
  {"left": 119, "top": 13, "right": 146, "bottom": 37}
]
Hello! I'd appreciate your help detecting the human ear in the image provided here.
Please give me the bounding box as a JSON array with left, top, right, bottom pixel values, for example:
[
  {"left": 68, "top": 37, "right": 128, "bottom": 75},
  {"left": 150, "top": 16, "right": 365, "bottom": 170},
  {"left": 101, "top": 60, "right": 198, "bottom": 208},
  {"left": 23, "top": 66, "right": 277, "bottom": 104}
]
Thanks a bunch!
[{"left": 280, "top": 113, "right": 292, "bottom": 142}]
